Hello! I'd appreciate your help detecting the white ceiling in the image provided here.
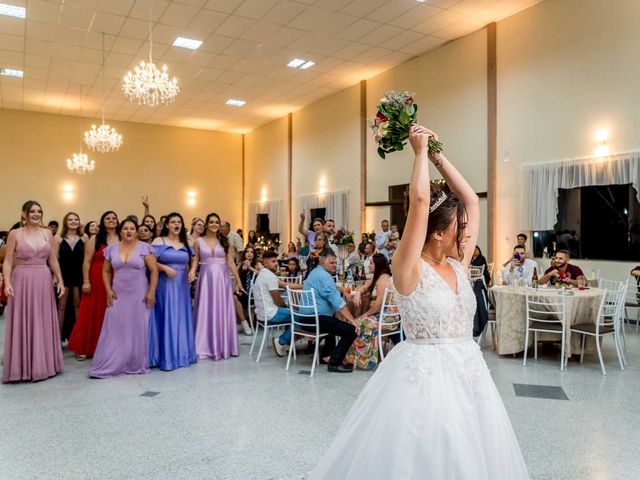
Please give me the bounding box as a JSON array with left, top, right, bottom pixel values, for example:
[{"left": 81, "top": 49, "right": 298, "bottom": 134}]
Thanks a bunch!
[{"left": 0, "top": 0, "right": 541, "bottom": 133}]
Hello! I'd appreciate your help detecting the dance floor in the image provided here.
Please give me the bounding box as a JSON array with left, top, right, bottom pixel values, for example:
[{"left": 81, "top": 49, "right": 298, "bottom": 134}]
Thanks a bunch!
[{"left": 1, "top": 315, "right": 639, "bottom": 480}]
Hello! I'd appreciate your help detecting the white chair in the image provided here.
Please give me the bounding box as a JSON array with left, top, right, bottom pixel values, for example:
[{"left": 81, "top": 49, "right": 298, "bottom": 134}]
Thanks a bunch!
[
  {"left": 523, "top": 288, "right": 567, "bottom": 371},
  {"left": 277, "top": 275, "right": 302, "bottom": 303},
  {"left": 623, "top": 276, "right": 640, "bottom": 333},
  {"left": 477, "top": 289, "right": 496, "bottom": 349},
  {"left": 571, "top": 282, "right": 625, "bottom": 375},
  {"left": 249, "top": 282, "right": 288, "bottom": 363},
  {"left": 378, "top": 288, "right": 403, "bottom": 362},
  {"left": 285, "top": 287, "right": 329, "bottom": 378},
  {"left": 486, "top": 262, "right": 494, "bottom": 286},
  {"left": 245, "top": 272, "right": 257, "bottom": 333},
  {"left": 469, "top": 265, "right": 486, "bottom": 289}
]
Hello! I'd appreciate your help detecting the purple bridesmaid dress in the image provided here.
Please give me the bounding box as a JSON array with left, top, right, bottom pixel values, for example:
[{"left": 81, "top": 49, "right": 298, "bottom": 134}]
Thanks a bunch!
[
  {"left": 90, "top": 242, "right": 153, "bottom": 379},
  {"left": 193, "top": 238, "right": 238, "bottom": 360},
  {"left": 2, "top": 229, "right": 63, "bottom": 383}
]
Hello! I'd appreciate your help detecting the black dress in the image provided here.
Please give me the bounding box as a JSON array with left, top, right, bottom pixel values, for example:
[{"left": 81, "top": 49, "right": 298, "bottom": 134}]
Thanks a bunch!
[{"left": 59, "top": 238, "right": 84, "bottom": 287}]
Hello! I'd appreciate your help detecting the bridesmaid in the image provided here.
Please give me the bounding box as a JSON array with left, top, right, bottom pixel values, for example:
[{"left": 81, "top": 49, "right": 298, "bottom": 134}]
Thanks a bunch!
[
  {"left": 189, "top": 212, "right": 244, "bottom": 360},
  {"left": 90, "top": 219, "right": 158, "bottom": 378},
  {"left": 148, "top": 212, "right": 197, "bottom": 371},
  {"left": 137, "top": 224, "right": 153, "bottom": 243},
  {"left": 189, "top": 217, "right": 205, "bottom": 242},
  {"left": 68, "top": 211, "right": 118, "bottom": 360},
  {"left": 83, "top": 220, "right": 99, "bottom": 238},
  {"left": 2, "top": 200, "right": 64, "bottom": 383},
  {"left": 53, "top": 212, "right": 88, "bottom": 340}
]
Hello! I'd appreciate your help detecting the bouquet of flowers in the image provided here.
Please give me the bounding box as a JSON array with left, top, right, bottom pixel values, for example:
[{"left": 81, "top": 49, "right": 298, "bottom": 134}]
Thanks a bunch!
[
  {"left": 333, "top": 229, "right": 355, "bottom": 245},
  {"left": 553, "top": 271, "right": 573, "bottom": 287},
  {"left": 370, "top": 91, "right": 443, "bottom": 159}
]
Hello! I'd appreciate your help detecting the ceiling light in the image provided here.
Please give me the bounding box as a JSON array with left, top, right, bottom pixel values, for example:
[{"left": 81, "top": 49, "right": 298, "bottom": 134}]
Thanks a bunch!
[
  {"left": 416, "top": 0, "right": 428, "bottom": 3},
  {"left": 1, "top": 68, "right": 23, "bottom": 78},
  {"left": 287, "top": 59, "right": 305, "bottom": 68},
  {"left": 173, "top": 36, "right": 203, "bottom": 50},
  {"left": 0, "top": 3, "right": 26, "bottom": 19},
  {"left": 66, "top": 153, "right": 95, "bottom": 175},
  {"left": 300, "top": 61, "right": 315, "bottom": 70},
  {"left": 226, "top": 99, "right": 246, "bottom": 107}
]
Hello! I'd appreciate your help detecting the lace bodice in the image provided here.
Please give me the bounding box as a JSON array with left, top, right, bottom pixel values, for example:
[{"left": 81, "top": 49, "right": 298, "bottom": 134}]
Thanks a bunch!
[{"left": 394, "top": 258, "right": 476, "bottom": 340}]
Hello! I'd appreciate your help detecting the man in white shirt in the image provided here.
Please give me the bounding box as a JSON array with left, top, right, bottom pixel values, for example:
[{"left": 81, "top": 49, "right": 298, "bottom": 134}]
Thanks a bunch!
[
  {"left": 374, "top": 219, "right": 391, "bottom": 253},
  {"left": 502, "top": 245, "right": 538, "bottom": 285},
  {"left": 253, "top": 251, "right": 302, "bottom": 356},
  {"left": 220, "top": 221, "right": 244, "bottom": 260},
  {"left": 345, "top": 243, "right": 362, "bottom": 274}
]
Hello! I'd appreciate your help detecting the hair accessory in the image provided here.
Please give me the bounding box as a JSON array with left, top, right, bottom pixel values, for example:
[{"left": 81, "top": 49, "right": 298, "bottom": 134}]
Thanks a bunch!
[{"left": 429, "top": 191, "right": 448, "bottom": 213}]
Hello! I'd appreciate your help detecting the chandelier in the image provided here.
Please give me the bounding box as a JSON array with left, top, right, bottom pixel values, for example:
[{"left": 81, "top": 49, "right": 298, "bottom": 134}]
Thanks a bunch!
[
  {"left": 67, "top": 153, "right": 95, "bottom": 175},
  {"left": 84, "top": 122, "right": 123, "bottom": 153},
  {"left": 122, "top": 8, "right": 179, "bottom": 106},
  {"left": 85, "top": 33, "right": 123, "bottom": 153}
]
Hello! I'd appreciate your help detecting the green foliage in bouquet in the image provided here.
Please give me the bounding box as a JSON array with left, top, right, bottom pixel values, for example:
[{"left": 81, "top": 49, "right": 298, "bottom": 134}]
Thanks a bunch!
[
  {"left": 369, "top": 91, "right": 443, "bottom": 159},
  {"left": 333, "top": 229, "right": 355, "bottom": 245}
]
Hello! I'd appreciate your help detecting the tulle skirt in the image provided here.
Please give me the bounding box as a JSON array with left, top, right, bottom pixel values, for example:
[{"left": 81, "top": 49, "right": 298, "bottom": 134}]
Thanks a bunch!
[{"left": 310, "top": 339, "right": 529, "bottom": 480}]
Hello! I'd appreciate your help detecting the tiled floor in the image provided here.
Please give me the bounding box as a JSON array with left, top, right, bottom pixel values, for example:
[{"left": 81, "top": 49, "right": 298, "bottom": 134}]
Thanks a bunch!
[{"left": 1, "top": 315, "right": 639, "bottom": 480}]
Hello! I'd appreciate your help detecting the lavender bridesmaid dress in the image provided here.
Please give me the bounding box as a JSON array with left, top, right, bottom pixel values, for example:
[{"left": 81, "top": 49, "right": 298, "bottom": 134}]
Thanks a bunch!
[
  {"left": 90, "top": 242, "right": 153, "bottom": 379},
  {"left": 193, "top": 238, "right": 238, "bottom": 360},
  {"left": 2, "top": 229, "right": 63, "bottom": 383}
]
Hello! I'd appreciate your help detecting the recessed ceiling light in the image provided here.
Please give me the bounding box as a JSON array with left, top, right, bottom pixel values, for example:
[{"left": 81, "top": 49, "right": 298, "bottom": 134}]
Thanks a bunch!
[
  {"left": 0, "top": 3, "right": 26, "bottom": 19},
  {"left": 1, "top": 68, "right": 24, "bottom": 78},
  {"left": 226, "top": 99, "right": 246, "bottom": 107},
  {"left": 287, "top": 58, "right": 306, "bottom": 68},
  {"left": 416, "top": 0, "right": 428, "bottom": 3},
  {"left": 173, "top": 36, "right": 203, "bottom": 50},
  {"left": 300, "top": 61, "right": 315, "bottom": 70}
]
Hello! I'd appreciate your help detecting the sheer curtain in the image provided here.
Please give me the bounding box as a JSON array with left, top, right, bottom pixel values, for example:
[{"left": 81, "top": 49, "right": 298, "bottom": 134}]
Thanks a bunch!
[
  {"left": 247, "top": 199, "right": 283, "bottom": 234},
  {"left": 523, "top": 151, "right": 640, "bottom": 230},
  {"left": 299, "top": 189, "right": 350, "bottom": 229}
]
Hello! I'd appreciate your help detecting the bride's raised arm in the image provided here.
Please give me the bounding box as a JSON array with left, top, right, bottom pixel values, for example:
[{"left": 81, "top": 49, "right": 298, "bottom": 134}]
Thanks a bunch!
[
  {"left": 429, "top": 150, "right": 480, "bottom": 270},
  {"left": 391, "top": 125, "right": 433, "bottom": 295}
]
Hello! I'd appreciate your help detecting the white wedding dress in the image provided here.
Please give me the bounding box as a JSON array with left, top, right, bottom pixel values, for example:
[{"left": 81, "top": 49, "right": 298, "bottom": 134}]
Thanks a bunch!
[{"left": 309, "top": 258, "right": 529, "bottom": 479}]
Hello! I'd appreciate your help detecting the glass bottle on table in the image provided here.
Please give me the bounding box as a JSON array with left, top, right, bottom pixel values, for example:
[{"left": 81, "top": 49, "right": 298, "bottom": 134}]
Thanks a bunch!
[{"left": 532, "top": 268, "right": 538, "bottom": 289}]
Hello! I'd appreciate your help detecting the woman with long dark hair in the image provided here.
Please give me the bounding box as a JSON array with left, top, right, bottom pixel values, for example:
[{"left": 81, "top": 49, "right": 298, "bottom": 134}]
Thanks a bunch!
[
  {"left": 345, "top": 253, "right": 394, "bottom": 369},
  {"left": 90, "top": 218, "right": 158, "bottom": 378},
  {"left": 304, "top": 232, "right": 330, "bottom": 278},
  {"left": 2, "top": 201, "right": 64, "bottom": 383},
  {"left": 83, "top": 220, "right": 99, "bottom": 238},
  {"left": 189, "top": 212, "right": 245, "bottom": 360},
  {"left": 310, "top": 125, "right": 528, "bottom": 479},
  {"left": 148, "top": 212, "right": 197, "bottom": 371},
  {"left": 53, "top": 211, "right": 88, "bottom": 341},
  {"left": 246, "top": 229, "right": 258, "bottom": 247},
  {"left": 68, "top": 211, "right": 119, "bottom": 361},
  {"left": 471, "top": 245, "right": 491, "bottom": 286},
  {"left": 233, "top": 246, "right": 259, "bottom": 335}
]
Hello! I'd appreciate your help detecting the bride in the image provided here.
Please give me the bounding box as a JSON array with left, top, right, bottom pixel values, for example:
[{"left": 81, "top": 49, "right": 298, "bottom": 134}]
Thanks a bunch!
[{"left": 309, "top": 125, "right": 529, "bottom": 479}]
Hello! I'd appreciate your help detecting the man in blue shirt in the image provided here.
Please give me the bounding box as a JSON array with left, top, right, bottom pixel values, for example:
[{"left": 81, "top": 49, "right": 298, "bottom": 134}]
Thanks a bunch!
[{"left": 303, "top": 251, "right": 359, "bottom": 373}]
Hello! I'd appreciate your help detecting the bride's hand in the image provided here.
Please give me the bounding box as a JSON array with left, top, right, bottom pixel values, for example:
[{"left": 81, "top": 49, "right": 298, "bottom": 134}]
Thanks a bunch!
[{"left": 409, "top": 125, "right": 436, "bottom": 155}]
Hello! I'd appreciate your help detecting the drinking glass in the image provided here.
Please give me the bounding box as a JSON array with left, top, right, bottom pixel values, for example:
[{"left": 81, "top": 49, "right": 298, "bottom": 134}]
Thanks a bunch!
[{"left": 578, "top": 277, "right": 586, "bottom": 290}]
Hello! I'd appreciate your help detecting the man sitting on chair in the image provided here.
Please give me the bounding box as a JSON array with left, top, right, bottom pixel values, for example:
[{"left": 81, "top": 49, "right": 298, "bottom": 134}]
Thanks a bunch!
[
  {"left": 254, "top": 251, "right": 302, "bottom": 357},
  {"left": 303, "top": 250, "right": 359, "bottom": 373},
  {"left": 539, "top": 249, "right": 586, "bottom": 287},
  {"left": 502, "top": 245, "right": 538, "bottom": 285}
]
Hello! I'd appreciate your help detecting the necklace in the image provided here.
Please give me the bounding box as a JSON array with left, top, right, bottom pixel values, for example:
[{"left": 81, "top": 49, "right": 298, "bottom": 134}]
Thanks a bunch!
[{"left": 421, "top": 251, "right": 445, "bottom": 264}]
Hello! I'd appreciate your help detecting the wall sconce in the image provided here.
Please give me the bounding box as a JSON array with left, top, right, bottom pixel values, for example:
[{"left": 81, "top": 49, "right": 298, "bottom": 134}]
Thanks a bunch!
[
  {"left": 260, "top": 187, "right": 267, "bottom": 203},
  {"left": 594, "top": 129, "right": 609, "bottom": 157},
  {"left": 186, "top": 190, "right": 196, "bottom": 206},
  {"left": 63, "top": 183, "right": 73, "bottom": 201},
  {"left": 319, "top": 177, "right": 327, "bottom": 194}
]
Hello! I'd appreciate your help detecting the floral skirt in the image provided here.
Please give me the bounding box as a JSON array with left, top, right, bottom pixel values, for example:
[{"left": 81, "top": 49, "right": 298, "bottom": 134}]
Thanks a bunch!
[{"left": 346, "top": 315, "right": 400, "bottom": 370}]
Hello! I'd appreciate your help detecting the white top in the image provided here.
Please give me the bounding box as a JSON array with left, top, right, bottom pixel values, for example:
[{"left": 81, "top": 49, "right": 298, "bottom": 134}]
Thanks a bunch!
[
  {"left": 375, "top": 230, "right": 391, "bottom": 251},
  {"left": 254, "top": 268, "right": 279, "bottom": 321},
  {"left": 501, "top": 258, "right": 538, "bottom": 285},
  {"left": 227, "top": 231, "right": 244, "bottom": 254}
]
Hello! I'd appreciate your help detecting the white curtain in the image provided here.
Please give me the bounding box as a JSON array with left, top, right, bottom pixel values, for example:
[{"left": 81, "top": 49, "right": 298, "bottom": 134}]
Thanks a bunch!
[
  {"left": 523, "top": 151, "right": 640, "bottom": 231},
  {"left": 247, "top": 199, "right": 283, "bottom": 234},
  {"left": 299, "top": 189, "right": 350, "bottom": 229}
]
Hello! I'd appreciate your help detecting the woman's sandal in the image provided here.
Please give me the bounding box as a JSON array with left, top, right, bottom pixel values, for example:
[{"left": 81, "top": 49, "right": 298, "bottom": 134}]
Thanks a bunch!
[{"left": 75, "top": 354, "right": 87, "bottom": 361}]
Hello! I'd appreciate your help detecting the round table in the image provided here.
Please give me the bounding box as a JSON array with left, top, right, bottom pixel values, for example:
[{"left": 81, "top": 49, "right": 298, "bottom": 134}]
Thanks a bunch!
[{"left": 490, "top": 285, "right": 604, "bottom": 356}]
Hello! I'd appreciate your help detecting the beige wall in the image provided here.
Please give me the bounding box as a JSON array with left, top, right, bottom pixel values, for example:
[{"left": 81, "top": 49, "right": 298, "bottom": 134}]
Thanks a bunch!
[
  {"left": 496, "top": 0, "right": 640, "bottom": 266},
  {"left": 366, "top": 28, "right": 488, "bottom": 250},
  {"left": 0, "top": 109, "right": 242, "bottom": 230},
  {"left": 244, "top": 116, "right": 288, "bottom": 234},
  {"left": 291, "top": 85, "right": 361, "bottom": 240}
]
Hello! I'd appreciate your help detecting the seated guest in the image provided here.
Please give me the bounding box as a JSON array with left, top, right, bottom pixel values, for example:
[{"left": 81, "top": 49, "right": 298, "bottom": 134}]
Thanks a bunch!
[
  {"left": 502, "top": 233, "right": 528, "bottom": 267},
  {"left": 345, "top": 243, "right": 362, "bottom": 274},
  {"left": 299, "top": 238, "right": 310, "bottom": 257},
  {"left": 471, "top": 245, "right": 491, "bottom": 285},
  {"left": 346, "top": 253, "right": 395, "bottom": 370},
  {"left": 253, "top": 252, "right": 301, "bottom": 357},
  {"left": 539, "top": 249, "right": 586, "bottom": 287},
  {"left": 502, "top": 245, "right": 538, "bottom": 285},
  {"left": 285, "top": 241, "right": 299, "bottom": 259},
  {"left": 284, "top": 257, "right": 302, "bottom": 279},
  {"left": 303, "top": 251, "right": 358, "bottom": 373},
  {"left": 357, "top": 233, "right": 368, "bottom": 255}
]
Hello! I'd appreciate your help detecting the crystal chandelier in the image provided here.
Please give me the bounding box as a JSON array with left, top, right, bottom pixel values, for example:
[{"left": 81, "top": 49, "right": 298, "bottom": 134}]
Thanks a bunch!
[
  {"left": 66, "top": 153, "right": 95, "bottom": 175},
  {"left": 84, "top": 122, "right": 123, "bottom": 153},
  {"left": 85, "top": 33, "right": 123, "bottom": 153},
  {"left": 122, "top": 8, "right": 179, "bottom": 106}
]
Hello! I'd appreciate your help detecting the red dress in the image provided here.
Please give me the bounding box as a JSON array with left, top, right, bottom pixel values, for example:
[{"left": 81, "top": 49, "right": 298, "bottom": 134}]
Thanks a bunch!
[{"left": 67, "top": 244, "right": 108, "bottom": 357}]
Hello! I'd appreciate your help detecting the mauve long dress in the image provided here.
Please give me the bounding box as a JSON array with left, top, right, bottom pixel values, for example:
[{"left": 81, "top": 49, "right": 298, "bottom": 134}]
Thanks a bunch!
[
  {"left": 2, "top": 229, "right": 63, "bottom": 383},
  {"left": 90, "top": 241, "right": 153, "bottom": 379},
  {"left": 193, "top": 238, "right": 238, "bottom": 360}
]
